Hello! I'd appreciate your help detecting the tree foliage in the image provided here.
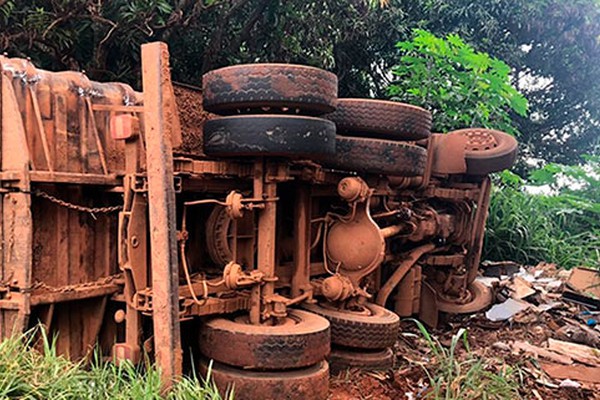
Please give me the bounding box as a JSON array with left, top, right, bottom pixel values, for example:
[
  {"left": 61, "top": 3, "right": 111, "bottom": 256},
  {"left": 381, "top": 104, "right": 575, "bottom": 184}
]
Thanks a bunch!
[
  {"left": 1, "top": 0, "right": 600, "bottom": 168},
  {"left": 388, "top": 29, "right": 527, "bottom": 134}
]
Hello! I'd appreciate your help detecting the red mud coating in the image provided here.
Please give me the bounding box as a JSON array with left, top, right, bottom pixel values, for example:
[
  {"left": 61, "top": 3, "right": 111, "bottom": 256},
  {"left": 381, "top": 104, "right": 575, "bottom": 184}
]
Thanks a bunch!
[
  {"left": 324, "top": 136, "right": 427, "bottom": 176},
  {"left": 445, "top": 128, "right": 518, "bottom": 175},
  {"left": 199, "top": 310, "right": 330, "bottom": 370},
  {"left": 173, "top": 83, "right": 213, "bottom": 155},
  {"left": 202, "top": 64, "right": 338, "bottom": 115},
  {"left": 328, "top": 347, "right": 394, "bottom": 374},
  {"left": 326, "top": 98, "right": 432, "bottom": 140},
  {"left": 200, "top": 360, "right": 330, "bottom": 400}
]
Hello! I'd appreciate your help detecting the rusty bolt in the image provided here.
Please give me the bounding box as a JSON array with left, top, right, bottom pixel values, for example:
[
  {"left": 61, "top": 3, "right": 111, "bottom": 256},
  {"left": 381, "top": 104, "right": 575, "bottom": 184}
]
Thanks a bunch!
[
  {"left": 130, "top": 236, "right": 139, "bottom": 248},
  {"left": 114, "top": 309, "right": 126, "bottom": 323}
]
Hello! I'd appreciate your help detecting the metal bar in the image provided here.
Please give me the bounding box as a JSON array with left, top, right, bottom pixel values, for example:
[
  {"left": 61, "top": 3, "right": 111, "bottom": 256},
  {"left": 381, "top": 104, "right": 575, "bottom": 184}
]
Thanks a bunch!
[
  {"left": 248, "top": 160, "right": 263, "bottom": 325},
  {"left": 141, "top": 41, "right": 182, "bottom": 381},
  {"left": 256, "top": 161, "right": 278, "bottom": 322},
  {"left": 467, "top": 177, "right": 492, "bottom": 283},
  {"left": 291, "top": 184, "right": 311, "bottom": 298},
  {"left": 376, "top": 243, "right": 436, "bottom": 307}
]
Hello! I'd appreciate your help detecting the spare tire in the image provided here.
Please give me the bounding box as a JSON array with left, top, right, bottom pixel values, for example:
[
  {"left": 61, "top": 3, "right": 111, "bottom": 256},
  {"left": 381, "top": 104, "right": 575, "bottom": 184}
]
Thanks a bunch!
[
  {"left": 446, "top": 128, "right": 518, "bottom": 175},
  {"left": 199, "top": 309, "right": 330, "bottom": 370},
  {"left": 324, "top": 136, "right": 427, "bottom": 176},
  {"left": 203, "top": 115, "right": 336, "bottom": 158},
  {"left": 328, "top": 347, "right": 394, "bottom": 374},
  {"left": 326, "top": 99, "right": 431, "bottom": 140},
  {"left": 202, "top": 64, "right": 338, "bottom": 115},
  {"left": 302, "top": 302, "right": 399, "bottom": 349}
]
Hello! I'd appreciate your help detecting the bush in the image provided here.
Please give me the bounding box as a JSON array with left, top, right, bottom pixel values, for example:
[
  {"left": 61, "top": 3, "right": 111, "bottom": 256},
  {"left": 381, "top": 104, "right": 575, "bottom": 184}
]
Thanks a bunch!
[
  {"left": 387, "top": 29, "right": 528, "bottom": 134},
  {"left": 484, "top": 170, "right": 600, "bottom": 268}
]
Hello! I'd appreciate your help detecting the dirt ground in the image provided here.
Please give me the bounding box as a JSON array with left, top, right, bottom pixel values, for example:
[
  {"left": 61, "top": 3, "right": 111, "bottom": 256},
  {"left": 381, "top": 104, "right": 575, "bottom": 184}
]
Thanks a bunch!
[{"left": 329, "top": 263, "right": 600, "bottom": 400}]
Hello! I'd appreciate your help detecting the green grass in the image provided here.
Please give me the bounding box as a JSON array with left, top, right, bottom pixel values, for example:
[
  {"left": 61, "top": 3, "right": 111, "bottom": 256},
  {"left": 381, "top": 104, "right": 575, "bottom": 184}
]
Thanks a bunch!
[
  {"left": 0, "top": 328, "right": 231, "bottom": 400},
  {"left": 412, "top": 320, "right": 522, "bottom": 400},
  {"left": 484, "top": 184, "right": 600, "bottom": 269}
]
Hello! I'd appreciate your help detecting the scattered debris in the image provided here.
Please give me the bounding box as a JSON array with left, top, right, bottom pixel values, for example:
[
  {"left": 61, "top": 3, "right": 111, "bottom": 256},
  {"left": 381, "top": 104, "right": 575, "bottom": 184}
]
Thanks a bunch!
[
  {"left": 330, "top": 262, "right": 600, "bottom": 399},
  {"left": 512, "top": 340, "right": 573, "bottom": 365},
  {"left": 568, "top": 268, "right": 600, "bottom": 298},
  {"left": 548, "top": 338, "right": 600, "bottom": 366},
  {"left": 559, "top": 379, "right": 581, "bottom": 388},
  {"left": 485, "top": 298, "right": 530, "bottom": 321},
  {"left": 541, "top": 363, "right": 600, "bottom": 384},
  {"left": 508, "top": 275, "right": 536, "bottom": 299}
]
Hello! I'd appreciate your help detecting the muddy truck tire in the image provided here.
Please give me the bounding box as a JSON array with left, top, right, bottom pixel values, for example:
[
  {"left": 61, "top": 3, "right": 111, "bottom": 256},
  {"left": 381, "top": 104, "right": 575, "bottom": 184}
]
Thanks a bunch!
[
  {"left": 324, "top": 136, "right": 427, "bottom": 176},
  {"left": 446, "top": 128, "right": 518, "bottom": 175},
  {"left": 326, "top": 99, "right": 431, "bottom": 140},
  {"left": 199, "top": 360, "right": 329, "bottom": 400},
  {"left": 328, "top": 346, "right": 394, "bottom": 374},
  {"left": 303, "top": 302, "right": 399, "bottom": 349},
  {"left": 202, "top": 64, "right": 338, "bottom": 115},
  {"left": 203, "top": 115, "right": 336, "bottom": 158},
  {"left": 199, "top": 310, "right": 330, "bottom": 370}
]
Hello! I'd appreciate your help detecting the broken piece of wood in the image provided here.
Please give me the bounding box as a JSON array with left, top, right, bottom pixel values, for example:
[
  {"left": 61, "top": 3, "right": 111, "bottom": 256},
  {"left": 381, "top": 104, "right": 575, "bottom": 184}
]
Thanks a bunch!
[
  {"left": 510, "top": 275, "right": 536, "bottom": 299},
  {"left": 512, "top": 341, "right": 573, "bottom": 365},
  {"left": 548, "top": 338, "right": 600, "bottom": 367},
  {"left": 541, "top": 362, "right": 600, "bottom": 383}
]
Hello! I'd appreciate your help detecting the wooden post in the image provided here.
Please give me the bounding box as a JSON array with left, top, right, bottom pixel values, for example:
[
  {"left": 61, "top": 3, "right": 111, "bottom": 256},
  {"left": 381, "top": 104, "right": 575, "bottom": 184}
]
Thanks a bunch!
[
  {"left": 0, "top": 66, "right": 33, "bottom": 339},
  {"left": 141, "top": 42, "right": 182, "bottom": 383}
]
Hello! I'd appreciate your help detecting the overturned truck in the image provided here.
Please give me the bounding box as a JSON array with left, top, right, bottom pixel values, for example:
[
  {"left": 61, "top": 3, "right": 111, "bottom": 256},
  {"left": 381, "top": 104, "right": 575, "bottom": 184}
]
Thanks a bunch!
[{"left": 0, "top": 42, "right": 517, "bottom": 399}]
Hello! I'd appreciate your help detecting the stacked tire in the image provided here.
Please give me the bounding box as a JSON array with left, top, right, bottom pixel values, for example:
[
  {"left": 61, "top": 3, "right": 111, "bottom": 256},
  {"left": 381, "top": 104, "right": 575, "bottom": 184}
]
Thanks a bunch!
[
  {"left": 303, "top": 302, "right": 399, "bottom": 374},
  {"left": 200, "top": 64, "right": 339, "bottom": 400},
  {"left": 198, "top": 311, "right": 331, "bottom": 400},
  {"left": 202, "top": 64, "right": 338, "bottom": 159},
  {"left": 323, "top": 99, "right": 431, "bottom": 176}
]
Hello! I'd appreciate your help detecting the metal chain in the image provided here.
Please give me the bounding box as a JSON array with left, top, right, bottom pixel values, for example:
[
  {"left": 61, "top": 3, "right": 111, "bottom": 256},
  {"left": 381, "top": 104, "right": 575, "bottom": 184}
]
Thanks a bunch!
[{"left": 31, "top": 189, "right": 122, "bottom": 215}]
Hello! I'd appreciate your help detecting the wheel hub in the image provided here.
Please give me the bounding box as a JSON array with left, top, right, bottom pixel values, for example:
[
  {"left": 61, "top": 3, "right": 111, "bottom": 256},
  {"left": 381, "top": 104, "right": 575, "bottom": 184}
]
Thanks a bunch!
[{"left": 462, "top": 129, "right": 499, "bottom": 151}]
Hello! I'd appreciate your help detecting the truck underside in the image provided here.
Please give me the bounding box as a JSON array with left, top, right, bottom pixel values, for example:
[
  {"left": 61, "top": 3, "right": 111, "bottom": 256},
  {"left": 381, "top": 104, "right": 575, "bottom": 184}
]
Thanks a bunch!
[{"left": 0, "top": 42, "right": 517, "bottom": 399}]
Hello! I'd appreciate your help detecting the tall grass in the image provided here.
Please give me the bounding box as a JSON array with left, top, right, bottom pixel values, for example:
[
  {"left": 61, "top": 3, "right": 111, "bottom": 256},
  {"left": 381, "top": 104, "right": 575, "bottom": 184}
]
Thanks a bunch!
[
  {"left": 0, "top": 328, "right": 230, "bottom": 400},
  {"left": 412, "top": 320, "right": 522, "bottom": 400},
  {"left": 484, "top": 172, "right": 600, "bottom": 269}
]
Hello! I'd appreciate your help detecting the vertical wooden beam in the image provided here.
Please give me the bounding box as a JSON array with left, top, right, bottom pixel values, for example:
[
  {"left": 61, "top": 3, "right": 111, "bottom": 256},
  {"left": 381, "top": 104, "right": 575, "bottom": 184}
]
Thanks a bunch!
[
  {"left": 141, "top": 42, "right": 182, "bottom": 383},
  {"left": 0, "top": 73, "right": 33, "bottom": 339}
]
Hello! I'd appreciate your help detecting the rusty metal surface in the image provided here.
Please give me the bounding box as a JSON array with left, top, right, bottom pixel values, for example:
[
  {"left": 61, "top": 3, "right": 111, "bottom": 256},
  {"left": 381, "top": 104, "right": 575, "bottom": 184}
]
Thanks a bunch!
[
  {"left": 431, "top": 133, "right": 468, "bottom": 175},
  {"left": 376, "top": 244, "right": 436, "bottom": 307},
  {"left": 436, "top": 280, "right": 493, "bottom": 314}
]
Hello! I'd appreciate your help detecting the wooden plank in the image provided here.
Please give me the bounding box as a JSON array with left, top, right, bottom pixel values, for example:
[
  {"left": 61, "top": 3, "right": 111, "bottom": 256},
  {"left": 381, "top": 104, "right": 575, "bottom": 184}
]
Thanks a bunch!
[
  {"left": 142, "top": 42, "right": 182, "bottom": 381},
  {"left": 548, "top": 338, "right": 600, "bottom": 367},
  {"left": 54, "top": 95, "right": 68, "bottom": 171},
  {"left": 30, "top": 284, "right": 119, "bottom": 306},
  {"left": 541, "top": 363, "right": 600, "bottom": 384},
  {"left": 1, "top": 75, "right": 33, "bottom": 339}
]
